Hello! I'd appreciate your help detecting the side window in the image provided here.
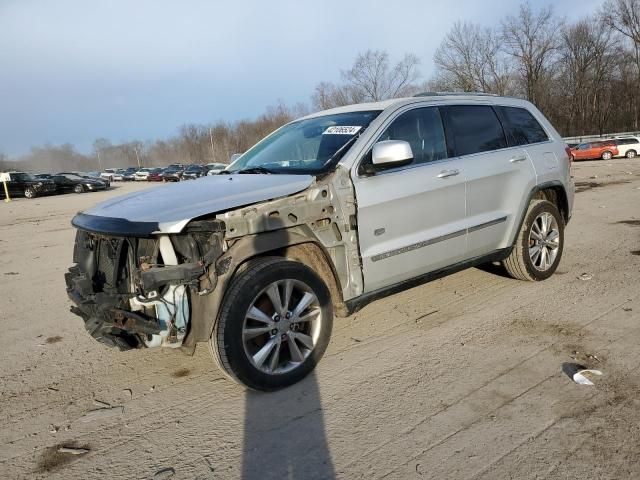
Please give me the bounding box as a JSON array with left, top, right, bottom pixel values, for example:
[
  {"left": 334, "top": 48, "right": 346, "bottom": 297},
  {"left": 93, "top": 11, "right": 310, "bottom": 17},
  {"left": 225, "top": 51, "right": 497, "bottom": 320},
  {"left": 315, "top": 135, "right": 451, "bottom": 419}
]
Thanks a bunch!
[
  {"left": 498, "top": 106, "right": 549, "bottom": 146},
  {"left": 377, "top": 107, "right": 447, "bottom": 165},
  {"left": 443, "top": 105, "right": 507, "bottom": 156}
]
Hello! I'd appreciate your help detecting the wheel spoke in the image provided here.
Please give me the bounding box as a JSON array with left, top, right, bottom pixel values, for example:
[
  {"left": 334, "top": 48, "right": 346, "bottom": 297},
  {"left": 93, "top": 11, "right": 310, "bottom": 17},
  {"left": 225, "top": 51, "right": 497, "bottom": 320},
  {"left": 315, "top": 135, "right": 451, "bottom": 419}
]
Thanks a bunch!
[
  {"left": 288, "top": 334, "right": 304, "bottom": 362},
  {"left": 530, "top": 245, "right": 541, "bottom": 264},
  {"left": 292, "top": 292, "right": 316, "bottom": 319},
  {"left": 293, "top": 332, "right": 314, "bottom": 350},
  {"left": 296, "top": 308, "right": 321, "bottom": 324},
  {"left": 243, "top": 326, "right": 273, "bottom": 340},
  {"left": 268, "top": 338, "right": 281, "bottom": 372},
  {"left": 253, "top": 337, "right": 278, "bottom": 368},
  {"left": 246, "top": 306, "right": 274, "bottom": 325},
  {"left": 266, "top": 283, "right": 285, "bottom": 316},
  {"left": 540, "top": 246, "right": 548, "bottom": 269},
  {"left": 282, "top": 280, "right": 293, "bottom": 312},
  {"left": 540, "top": 214, "right": 549, "bottom": 235},
  {"left": 531, "top": 221, "right": 542, "bottom": 239},
  {"left": 547, "top": 230, "right": 559, "bottom": 243}
]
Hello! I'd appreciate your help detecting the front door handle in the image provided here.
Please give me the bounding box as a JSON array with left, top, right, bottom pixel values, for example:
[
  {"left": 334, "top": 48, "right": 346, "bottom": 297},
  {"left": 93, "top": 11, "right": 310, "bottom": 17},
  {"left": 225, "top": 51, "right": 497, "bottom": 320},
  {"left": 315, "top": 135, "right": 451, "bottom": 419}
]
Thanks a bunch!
[
  {"left": 510, "top": 155, "right": 527, "bottom": 163},
  {"left": 437, "top": 169, "right": 460, "bottom": 178}
]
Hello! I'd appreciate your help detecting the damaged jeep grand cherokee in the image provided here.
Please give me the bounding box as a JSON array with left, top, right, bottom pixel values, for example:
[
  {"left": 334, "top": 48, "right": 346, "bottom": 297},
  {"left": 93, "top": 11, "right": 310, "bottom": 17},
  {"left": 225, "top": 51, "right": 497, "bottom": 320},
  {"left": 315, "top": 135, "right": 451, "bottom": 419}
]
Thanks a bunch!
[{"left": 66, "top": 94, "right": 574, "bottom": 391}]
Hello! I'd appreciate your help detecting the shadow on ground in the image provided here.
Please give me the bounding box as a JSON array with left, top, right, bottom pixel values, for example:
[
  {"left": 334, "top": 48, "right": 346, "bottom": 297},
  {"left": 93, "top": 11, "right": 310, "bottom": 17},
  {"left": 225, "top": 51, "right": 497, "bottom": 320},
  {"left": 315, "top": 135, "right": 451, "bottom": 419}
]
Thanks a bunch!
[{"left": 242, "top": 372, "right": 334, "bottom": 480}]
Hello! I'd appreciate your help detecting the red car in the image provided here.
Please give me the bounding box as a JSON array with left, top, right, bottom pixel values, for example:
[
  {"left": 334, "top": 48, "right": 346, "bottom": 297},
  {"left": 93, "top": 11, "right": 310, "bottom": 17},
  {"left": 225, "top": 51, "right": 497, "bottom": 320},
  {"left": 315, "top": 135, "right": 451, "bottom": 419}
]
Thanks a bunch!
[
  {"left": 147, "top": 168, "right": 165, "bottom": 182},
  {"left": 570, "top": 141, "right": 619, "bottom": 161}
]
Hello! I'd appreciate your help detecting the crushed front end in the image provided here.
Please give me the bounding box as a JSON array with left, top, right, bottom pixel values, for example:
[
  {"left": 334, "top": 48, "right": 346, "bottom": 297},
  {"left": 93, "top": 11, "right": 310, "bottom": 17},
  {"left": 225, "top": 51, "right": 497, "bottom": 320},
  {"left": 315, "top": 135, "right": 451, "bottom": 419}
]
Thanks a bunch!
[{"left": 65, "top": 218, "right": 225, "bottom": 350}]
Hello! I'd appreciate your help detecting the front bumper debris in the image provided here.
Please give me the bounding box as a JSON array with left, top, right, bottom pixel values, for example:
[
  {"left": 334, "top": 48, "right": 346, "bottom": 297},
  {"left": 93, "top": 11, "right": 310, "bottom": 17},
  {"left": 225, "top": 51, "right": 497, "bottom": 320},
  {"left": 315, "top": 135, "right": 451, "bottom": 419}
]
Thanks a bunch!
[{"left": 65, "top": 221, "right": 225, "bottom": 350}]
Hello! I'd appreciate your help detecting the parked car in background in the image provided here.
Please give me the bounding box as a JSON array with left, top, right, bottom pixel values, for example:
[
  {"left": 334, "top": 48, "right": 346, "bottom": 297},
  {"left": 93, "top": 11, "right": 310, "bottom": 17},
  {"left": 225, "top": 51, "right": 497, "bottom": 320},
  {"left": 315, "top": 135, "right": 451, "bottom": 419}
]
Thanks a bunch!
[
  {"left": 163, "top": 165, "right": 184, "bottom": 182},
  {"left": 612, "top": 137, "right": 640, "bottom": 158},
  {"left": 206, "top": 162, "right": 228, "bottom": 175},
  {"left": 103, "top": 168, "right": 123, "bottom": 181},
  {"left": 49, "top": 173, "right": 108, "bottom": 193},
  {"left": 147, "top": 168, "right": 165, "bottom": 182},
  {"left": 182, "top": 164, "right": 206, "bottom": 180},
  {"left": 122, "top": 167, "right": 138, "bottom": 181},
  {"left": 570, "top": 141, "right": 618, "bottom": 161},
  {"left": 134, "top": 168, "right": 154, "bottom": 181},
  {"left": 2, "top": 172, "right": 56, "bottom": 198},
  {"left": 80, "top": 172, "right": 110, "bottom": 188}
]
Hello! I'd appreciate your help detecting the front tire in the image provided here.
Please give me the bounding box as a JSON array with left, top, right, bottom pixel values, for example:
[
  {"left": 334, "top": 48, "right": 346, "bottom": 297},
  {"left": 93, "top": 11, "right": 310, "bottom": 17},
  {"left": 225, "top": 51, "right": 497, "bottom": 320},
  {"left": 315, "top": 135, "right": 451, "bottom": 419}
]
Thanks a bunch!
[
  {"left": 24, "top": 187, "right": 36, "bottom": 199},
  {"left": 503, "top": 199, "right": 564, "bottom": 281},
  {"left": 626, "top": 150, "right": 636, "bottom": 159},
  {"left": 210, "top": 257, "right": 333, "bottom": 391},
  {"left": 73, "top": 184, "right": 84, "bottom": 194}
]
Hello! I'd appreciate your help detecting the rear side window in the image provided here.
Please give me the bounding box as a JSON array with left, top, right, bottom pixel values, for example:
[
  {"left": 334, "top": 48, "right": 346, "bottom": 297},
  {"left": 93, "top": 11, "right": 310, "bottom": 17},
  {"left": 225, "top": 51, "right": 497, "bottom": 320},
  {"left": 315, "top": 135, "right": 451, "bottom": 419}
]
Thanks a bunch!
[
  {"left": 498, "top": 106, "right": 549, "bottom": 146},
  {"left": 443, "top": 105, "right": 507, "bottom": 156}
]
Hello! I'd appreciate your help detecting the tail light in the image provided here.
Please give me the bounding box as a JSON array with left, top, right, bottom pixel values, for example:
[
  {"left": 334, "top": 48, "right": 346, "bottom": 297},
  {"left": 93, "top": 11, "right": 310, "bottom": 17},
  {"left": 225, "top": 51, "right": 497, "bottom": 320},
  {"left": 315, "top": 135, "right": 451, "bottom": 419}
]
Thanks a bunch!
[{"left": 564, "top": 145, "right": 573, "bottom": 171}]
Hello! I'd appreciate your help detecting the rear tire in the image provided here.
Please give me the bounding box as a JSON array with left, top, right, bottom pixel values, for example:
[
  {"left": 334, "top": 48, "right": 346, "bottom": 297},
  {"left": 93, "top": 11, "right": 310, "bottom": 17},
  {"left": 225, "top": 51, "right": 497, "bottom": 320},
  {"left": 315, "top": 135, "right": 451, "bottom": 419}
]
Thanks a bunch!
[
  {"left": 503, "top": 199, "right": 564, "bottom": 281},
  {"left": 210, "top": 257, "right": 333, "bottom": 391},
  {"left": 626, "top": 150, "right": 636, "bottom": 159},
  {"left": 601, "top": 151, "right": 613, "bottom": 160}
]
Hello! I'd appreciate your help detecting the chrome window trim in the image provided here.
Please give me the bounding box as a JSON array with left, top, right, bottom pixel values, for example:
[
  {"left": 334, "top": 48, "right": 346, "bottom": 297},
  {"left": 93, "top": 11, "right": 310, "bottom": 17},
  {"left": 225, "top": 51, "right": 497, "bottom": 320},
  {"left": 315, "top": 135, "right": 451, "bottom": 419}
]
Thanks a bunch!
[{"left": 354, "top": 102, "right": 553, "bottom": 179}]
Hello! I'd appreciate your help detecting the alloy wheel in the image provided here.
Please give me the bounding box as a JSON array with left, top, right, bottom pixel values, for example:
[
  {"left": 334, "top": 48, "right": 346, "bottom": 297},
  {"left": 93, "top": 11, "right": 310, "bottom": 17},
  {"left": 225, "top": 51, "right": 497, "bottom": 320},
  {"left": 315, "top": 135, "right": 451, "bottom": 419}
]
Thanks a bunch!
[
  {"left": 528, "top": 212, "right": 560, "bottom": 271},
  {"left": 242, "top": 279, "right": 323, "bottom": 374}
]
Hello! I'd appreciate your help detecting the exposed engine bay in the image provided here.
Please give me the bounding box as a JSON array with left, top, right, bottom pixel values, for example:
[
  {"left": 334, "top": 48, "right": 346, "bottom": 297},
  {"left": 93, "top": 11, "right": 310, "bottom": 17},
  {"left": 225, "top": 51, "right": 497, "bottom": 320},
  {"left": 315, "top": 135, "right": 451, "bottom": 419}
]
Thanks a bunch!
[{"left": 65, "top": 220, "right": 225, "bottom": 350}]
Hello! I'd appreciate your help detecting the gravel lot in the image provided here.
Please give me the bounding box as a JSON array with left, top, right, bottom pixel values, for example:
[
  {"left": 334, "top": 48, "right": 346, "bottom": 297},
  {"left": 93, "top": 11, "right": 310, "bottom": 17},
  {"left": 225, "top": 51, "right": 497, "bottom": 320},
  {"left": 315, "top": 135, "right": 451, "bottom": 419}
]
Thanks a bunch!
[{"left": 1, "top": 161, "right": 639, "bottom": 479}]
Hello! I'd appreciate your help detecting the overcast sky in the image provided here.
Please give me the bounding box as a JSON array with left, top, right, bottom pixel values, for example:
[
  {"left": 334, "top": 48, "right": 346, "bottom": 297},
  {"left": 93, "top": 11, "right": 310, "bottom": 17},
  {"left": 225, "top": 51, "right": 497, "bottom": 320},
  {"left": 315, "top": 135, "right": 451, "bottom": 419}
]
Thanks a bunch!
[{"left": 0, "top": 0, "right": 603, "bottom": 157}]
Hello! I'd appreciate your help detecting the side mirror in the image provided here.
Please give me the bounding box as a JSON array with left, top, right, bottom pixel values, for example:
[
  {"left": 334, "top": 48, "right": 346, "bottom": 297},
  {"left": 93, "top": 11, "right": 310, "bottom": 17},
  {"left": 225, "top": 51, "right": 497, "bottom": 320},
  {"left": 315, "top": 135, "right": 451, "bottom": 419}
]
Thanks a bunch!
[{"left": 372, "top": 140, "right": 413, "bottom": 167}]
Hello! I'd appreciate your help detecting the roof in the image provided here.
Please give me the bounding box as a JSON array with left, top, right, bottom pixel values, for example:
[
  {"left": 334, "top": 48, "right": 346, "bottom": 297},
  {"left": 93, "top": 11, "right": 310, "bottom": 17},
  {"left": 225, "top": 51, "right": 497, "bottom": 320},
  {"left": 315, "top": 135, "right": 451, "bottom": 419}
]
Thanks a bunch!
[{"left": 300, "top": 93, "right": 531, "bottom": 120}]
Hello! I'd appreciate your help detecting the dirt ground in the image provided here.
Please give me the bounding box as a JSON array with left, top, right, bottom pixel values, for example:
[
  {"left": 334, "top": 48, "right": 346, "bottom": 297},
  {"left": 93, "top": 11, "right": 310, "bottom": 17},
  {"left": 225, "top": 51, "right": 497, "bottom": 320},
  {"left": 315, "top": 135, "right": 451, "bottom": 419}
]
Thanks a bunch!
[{"left": 1, "top": 161, "right": 639, "bottom": 480}]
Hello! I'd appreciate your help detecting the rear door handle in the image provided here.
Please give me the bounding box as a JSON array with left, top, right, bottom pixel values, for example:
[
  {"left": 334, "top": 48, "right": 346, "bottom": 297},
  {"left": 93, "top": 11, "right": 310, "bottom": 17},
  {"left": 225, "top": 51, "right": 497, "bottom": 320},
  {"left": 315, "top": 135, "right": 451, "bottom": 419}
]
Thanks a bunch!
[
  {"left": 510, "top": 155, "right": 527, "bottom": 163},
  {"left": 437, "top": 169, "right": 460, "bottom": 178}
]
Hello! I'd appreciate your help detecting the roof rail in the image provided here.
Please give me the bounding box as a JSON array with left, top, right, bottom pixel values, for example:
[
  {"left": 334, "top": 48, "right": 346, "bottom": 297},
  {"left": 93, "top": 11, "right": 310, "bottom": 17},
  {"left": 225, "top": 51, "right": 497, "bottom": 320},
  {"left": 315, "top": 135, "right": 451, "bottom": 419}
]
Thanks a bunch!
[{"left": 413, "top": 91, "right": 499, "bottom": 97}]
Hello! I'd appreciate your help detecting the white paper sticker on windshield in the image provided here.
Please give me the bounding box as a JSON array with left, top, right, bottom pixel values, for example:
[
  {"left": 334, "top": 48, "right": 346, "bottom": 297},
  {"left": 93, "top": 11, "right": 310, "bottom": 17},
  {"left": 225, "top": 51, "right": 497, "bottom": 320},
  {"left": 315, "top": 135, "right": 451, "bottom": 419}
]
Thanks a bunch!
[{"left": 323, "top": 126, "right": 362, "bottom": 135}]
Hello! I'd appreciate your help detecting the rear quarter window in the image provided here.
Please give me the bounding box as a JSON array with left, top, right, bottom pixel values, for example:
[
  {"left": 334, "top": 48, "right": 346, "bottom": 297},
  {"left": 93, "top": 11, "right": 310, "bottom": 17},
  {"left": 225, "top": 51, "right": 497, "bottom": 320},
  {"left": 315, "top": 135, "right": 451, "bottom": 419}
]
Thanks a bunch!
[
  {"left": 497, "top": 106, "right": 549, "bottom": 146},
  {"left": 443, "top": 105, "right": 507, "bottom": 156}
]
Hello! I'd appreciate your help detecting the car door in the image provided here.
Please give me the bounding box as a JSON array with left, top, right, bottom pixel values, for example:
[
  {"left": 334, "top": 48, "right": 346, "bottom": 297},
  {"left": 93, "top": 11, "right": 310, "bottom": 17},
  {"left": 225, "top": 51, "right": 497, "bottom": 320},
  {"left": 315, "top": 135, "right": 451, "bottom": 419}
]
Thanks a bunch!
[
  {"left": 442, "top": 104, "right": 536, "bottom": 258},
  {"left": 352, "top": 106, "right": 467, "bottom": 293},
  {"left": 7, "top": 173, "right": 21, "bottom": 196}
]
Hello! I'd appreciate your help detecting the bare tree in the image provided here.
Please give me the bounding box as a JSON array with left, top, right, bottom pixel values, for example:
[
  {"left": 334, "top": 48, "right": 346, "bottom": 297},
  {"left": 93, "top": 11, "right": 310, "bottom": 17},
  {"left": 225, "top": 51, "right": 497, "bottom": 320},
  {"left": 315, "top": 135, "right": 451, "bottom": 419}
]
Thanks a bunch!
[
  {"left": 312, "top": 50, "right": 421, "bottom": 110},
  {"left": 433, "top": 22, "right": 514, "bottom": 94},
  {"left": 501, "top": 2, "right": 562, "bottom": 106},
  {"left": 602, "top": 0, "right": 640, "bottom": 128}
]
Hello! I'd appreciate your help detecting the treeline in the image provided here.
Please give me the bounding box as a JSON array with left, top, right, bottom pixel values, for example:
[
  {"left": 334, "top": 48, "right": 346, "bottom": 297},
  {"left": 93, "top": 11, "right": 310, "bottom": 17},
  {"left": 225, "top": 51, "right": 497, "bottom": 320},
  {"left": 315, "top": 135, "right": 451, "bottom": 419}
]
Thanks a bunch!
[{"left": 3, "top": 0, "right": 639, "bottom": 173}]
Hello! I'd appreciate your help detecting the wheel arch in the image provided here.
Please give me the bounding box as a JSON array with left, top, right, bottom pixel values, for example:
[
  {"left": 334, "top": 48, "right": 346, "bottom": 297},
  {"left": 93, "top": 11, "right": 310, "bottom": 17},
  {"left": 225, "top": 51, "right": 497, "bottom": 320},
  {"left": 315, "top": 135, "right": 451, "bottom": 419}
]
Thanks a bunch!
[
  {"left": 185, "top": 228, "right": 345, "bottom": 348},
  {"left": 509, "top": 181, "right": 570, "bottom": 247}
]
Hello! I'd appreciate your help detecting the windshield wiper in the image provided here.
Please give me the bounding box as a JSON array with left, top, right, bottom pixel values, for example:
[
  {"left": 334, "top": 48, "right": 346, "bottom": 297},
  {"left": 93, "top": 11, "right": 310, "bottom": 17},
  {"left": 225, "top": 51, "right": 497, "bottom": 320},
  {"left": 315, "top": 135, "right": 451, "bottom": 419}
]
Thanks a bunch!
[
  {"left": 322, "top": 133, "right": 361, "bottom": 168},
  {"left": 234, "top": 166, "right": 274, "bottom": 174}
]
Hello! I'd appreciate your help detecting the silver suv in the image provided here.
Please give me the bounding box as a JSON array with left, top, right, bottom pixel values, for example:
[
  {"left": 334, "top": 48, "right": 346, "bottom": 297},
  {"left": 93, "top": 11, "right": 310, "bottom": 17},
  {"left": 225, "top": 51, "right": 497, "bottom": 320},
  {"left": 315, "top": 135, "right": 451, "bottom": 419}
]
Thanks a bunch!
[{"left": 66, "top": 93, "right": 574, "bottom": 390}]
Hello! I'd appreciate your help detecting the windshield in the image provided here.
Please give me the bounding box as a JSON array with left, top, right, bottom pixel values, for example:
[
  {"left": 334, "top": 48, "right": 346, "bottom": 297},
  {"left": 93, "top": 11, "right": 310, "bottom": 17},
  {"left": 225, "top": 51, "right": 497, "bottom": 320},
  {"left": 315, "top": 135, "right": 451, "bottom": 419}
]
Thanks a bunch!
[
  {"left": 186, "top": 165, "right": 202, "bottom": 171},
  {"left": 13, "top": 172, "right": 36, "bottom": 181},
  {"left": 227, "top": 110, "right": 381, "bottom": 174}
]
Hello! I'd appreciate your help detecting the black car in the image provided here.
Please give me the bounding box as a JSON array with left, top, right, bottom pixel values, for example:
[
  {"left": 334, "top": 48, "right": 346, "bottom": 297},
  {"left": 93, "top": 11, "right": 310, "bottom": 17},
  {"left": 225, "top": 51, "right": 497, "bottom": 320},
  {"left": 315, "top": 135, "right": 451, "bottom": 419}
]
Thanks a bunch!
[
  {"left": 182, "top": 164, "right": 206, "bottom": 180},
  {"left": 122, "top": 167, "right": 138, "bottom": 181},
  {"left": 37, "top": 173, "right": 108, "bottom": 194},
  {"left": 77, "top": 172, "right": 110, "bottom": 188},
  {"left": 1, "top": 172, "right": 56, "bottom": 199},
  {"left": 163, "top": 166, "right": 185, "bottom": 182}
]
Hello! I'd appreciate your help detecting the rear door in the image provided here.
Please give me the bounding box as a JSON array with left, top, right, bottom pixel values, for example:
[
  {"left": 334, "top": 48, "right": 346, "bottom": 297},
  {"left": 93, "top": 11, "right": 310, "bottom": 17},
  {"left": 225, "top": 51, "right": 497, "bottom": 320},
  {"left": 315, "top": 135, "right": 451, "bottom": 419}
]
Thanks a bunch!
[
  {"left": 352, "top": 106, "right": 467, "bottom": 293},
  {"left": 441, "top": 104, "right": 537, "bottom": 258}
]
